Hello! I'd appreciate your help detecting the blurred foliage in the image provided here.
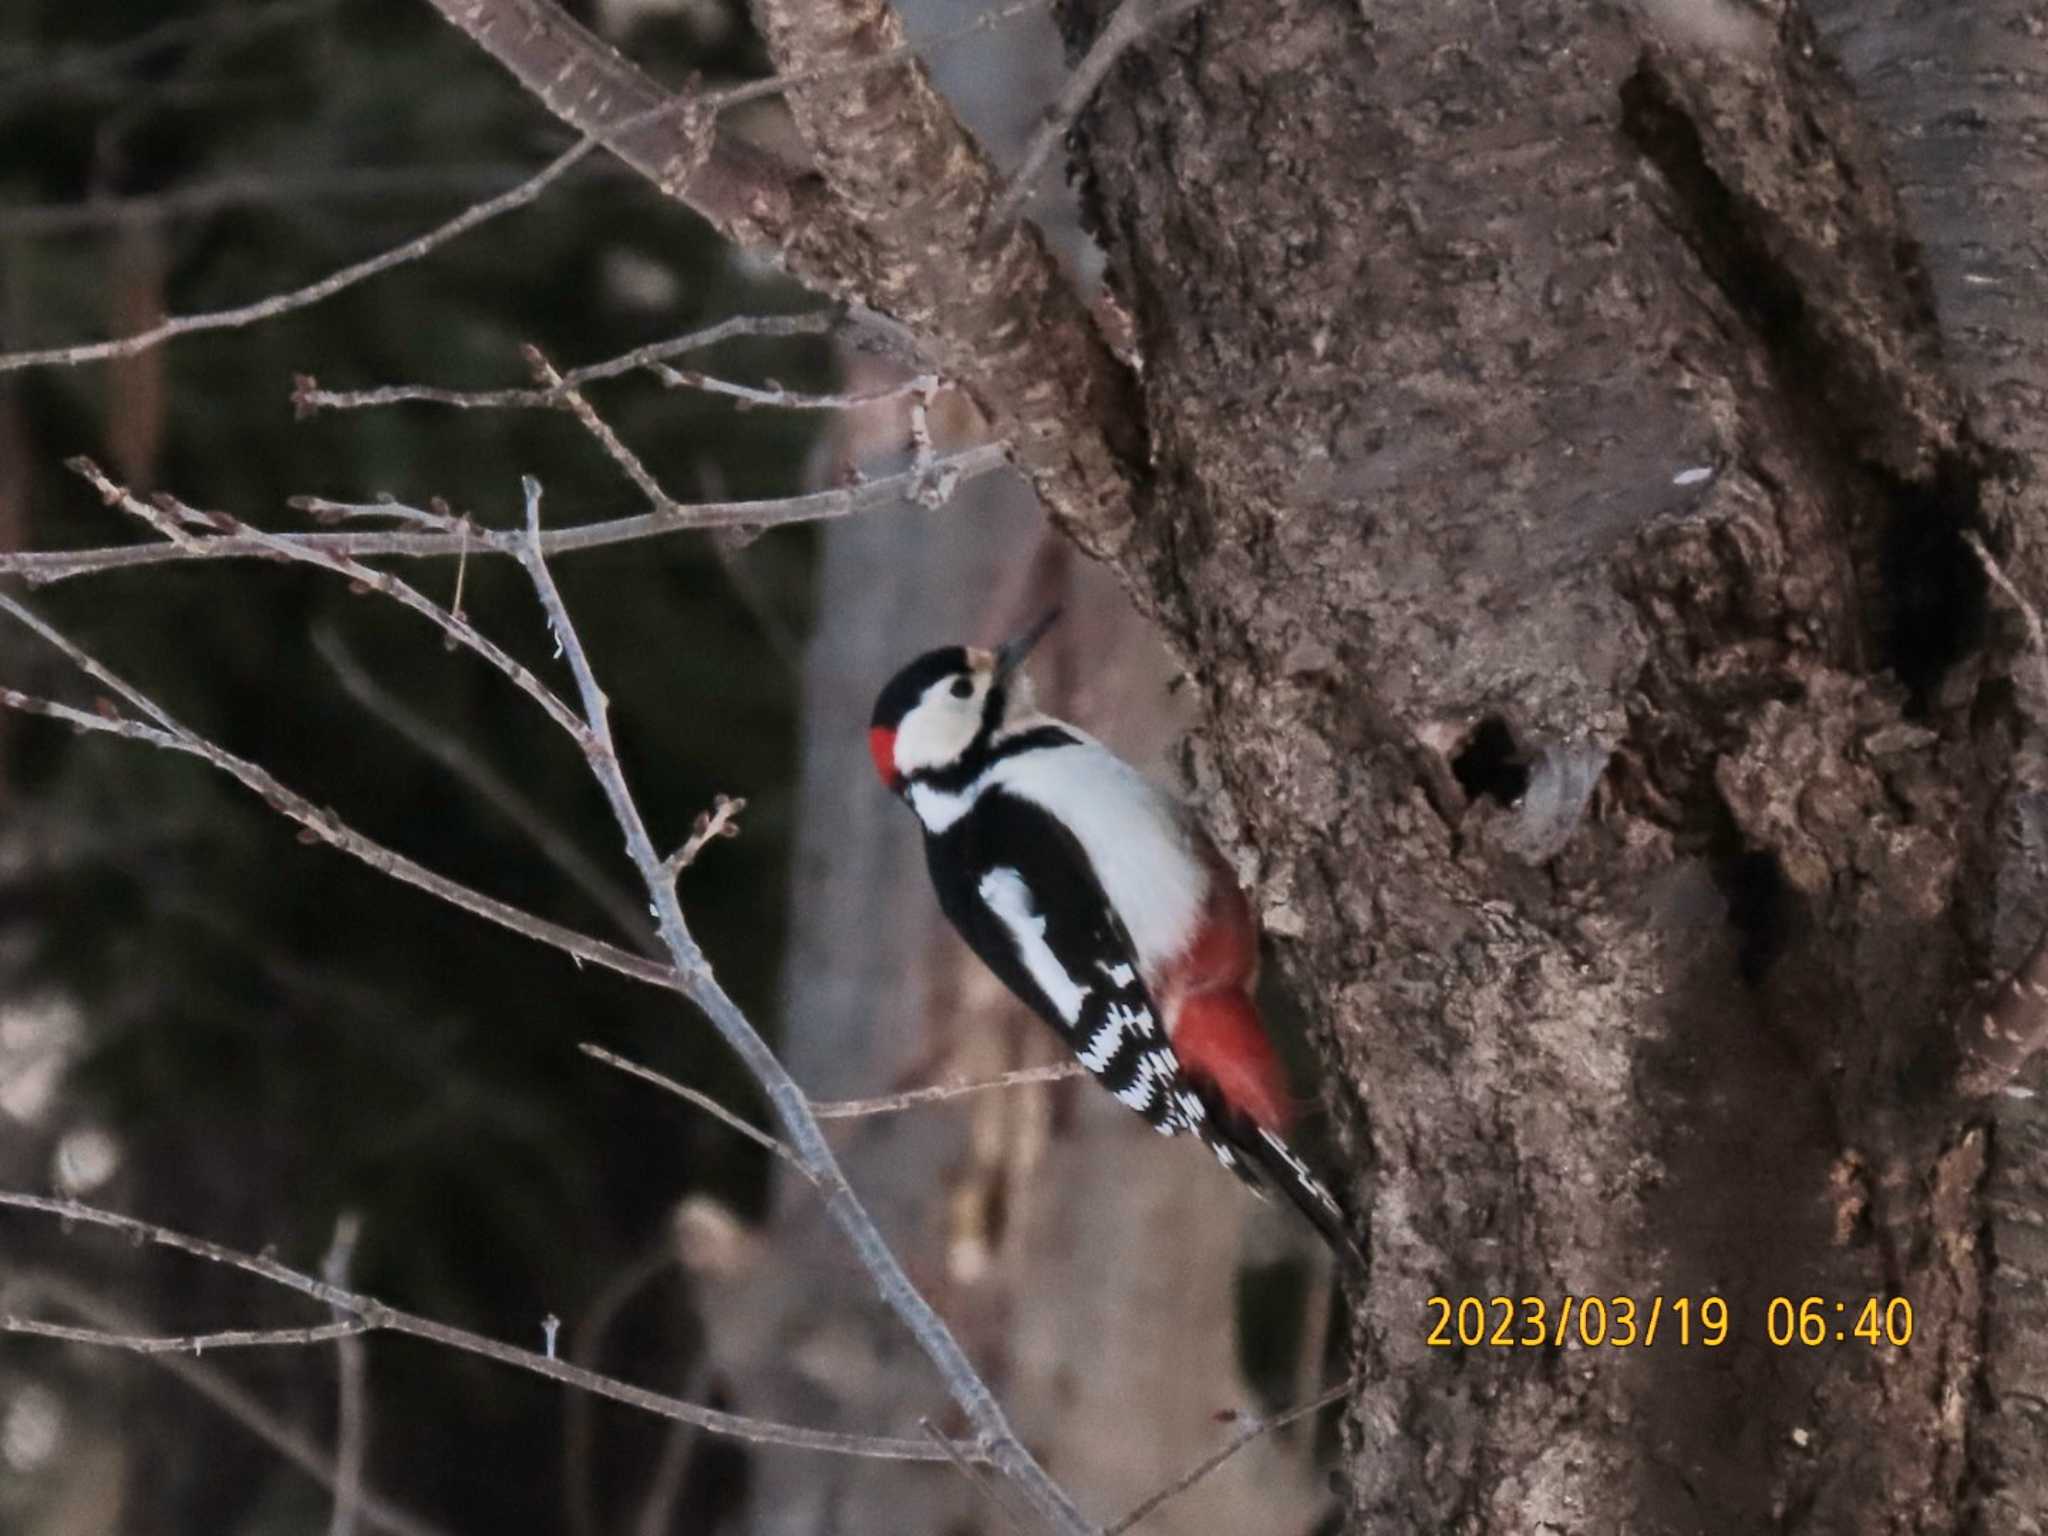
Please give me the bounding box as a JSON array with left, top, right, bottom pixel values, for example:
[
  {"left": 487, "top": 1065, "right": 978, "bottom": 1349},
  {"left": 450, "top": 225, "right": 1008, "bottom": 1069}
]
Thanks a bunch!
[{"left": 0, "top": 1, "right": 827, "bottom": 1530}]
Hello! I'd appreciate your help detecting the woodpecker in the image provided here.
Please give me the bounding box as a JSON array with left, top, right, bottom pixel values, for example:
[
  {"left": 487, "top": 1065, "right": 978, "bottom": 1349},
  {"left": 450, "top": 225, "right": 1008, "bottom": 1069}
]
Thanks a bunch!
[{"left": 869, "top": 610, "right": 1358, "bottom": 1262}]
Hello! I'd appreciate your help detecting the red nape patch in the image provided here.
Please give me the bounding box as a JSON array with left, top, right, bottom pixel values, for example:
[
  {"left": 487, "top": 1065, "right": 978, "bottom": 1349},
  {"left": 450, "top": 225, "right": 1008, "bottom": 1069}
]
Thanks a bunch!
[
  {"left": 1173, "top": 991, "right": 1292, "bottom": 1134},
  {"left": 868, "top": 726, "right": 901, "bottom": 790}
]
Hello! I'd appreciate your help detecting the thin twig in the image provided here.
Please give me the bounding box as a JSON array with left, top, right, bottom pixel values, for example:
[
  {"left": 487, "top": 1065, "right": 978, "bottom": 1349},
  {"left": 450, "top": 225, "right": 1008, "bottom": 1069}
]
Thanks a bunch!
[
  {"left": 0, "top": 443, "right": 1009, "bottom": 585},
  {"left": 989, "top": 0, "right": 1209, "bottom": 228},
  {"left": 5, "top": 163, "right": 548, "bottom": 237},
  {"left": 0, "top": 137, "right": 603, "bottom": 374},
  {"left": 0, "top": 597, "right": 677, "bottom": 996},
  {"left": 513, "top": 479, "right": 1096, "bottom": 1536},
  {"left": 0, "top": 1191, "right": 972, "bottom": 1463},
  {"left": 813, "top": 1062, "right": 1087, "bottom": 1119},
  {"left": 1102, "top": 1377, "right": 1358, "bottom": 1536},
  {"left": 0, "top": 1270, "right": 453, "bottom": 1536},
  {"left": 662, "top": 794, "right": 745, "bottom": 880},
  {"left": 66, "top": 461, "right": 589, "bottom": 744},
  {"left": 3, "top": 0, "right": 1049, "bottom": 378},
  {"left": 584, "top": 1042, "right": 1086, "bottom": 1162},
  {"left": 647, "top": 362, "right": 931, "bottom": 412},
  {"left": 293, "top": 312, "right": 840, "bottom": 415},
  {"left": 578, "top": 1042, "right": 806, "bottom": 1177},
  {"left": 528, "top": 346, "right": 676, "bottom": 512},
  {"left": 1, "top": 1314, "right": 369, "bottom": 1354}
]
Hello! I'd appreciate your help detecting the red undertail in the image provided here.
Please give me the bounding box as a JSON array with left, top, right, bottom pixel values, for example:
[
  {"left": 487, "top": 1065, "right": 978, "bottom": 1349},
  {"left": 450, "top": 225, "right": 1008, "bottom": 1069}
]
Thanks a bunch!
[{"left": 1171, "top": 988, "right": 1292, "bottom": 1134}]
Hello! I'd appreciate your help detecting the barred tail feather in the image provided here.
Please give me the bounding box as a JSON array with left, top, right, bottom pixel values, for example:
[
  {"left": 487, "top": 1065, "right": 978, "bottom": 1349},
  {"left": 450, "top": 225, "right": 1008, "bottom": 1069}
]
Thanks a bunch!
[{"left": 1207, "top": 1106, "right": 1365, "bottom": 1270}]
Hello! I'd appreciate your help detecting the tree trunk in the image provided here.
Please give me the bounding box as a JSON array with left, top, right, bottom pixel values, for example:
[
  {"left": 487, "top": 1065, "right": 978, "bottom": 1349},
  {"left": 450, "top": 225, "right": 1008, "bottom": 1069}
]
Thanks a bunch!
[{"left": 1067, "top": 1, "right": 2044, "bottom": 1529}]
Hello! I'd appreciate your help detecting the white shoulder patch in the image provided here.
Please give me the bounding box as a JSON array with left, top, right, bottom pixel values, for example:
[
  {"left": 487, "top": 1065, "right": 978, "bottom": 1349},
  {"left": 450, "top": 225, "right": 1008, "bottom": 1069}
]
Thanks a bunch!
[
  {"left": 987, "top": 741, "right": 1206, "bottom": 976},
  {"left": 977, "top": 867, "right": 1090, "bottom": 1025}
]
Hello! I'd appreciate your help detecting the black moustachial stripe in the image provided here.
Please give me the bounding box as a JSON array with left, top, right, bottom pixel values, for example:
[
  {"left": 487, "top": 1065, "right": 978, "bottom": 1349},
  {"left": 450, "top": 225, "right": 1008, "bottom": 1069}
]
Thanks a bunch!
[{"left": 915, "top": 722, "right": 1081, "bottom": 796}]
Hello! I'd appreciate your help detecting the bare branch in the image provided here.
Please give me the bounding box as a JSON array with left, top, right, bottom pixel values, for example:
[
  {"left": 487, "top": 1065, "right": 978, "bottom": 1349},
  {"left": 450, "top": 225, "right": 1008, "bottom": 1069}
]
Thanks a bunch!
[
  {"left": 0, "top": 443, "right": 1009, "bottom": 585},
  {"left": 512, "top": 478, "right": 1096, "bottom": 1536},
  {"left": 0, "top": 1270, "right": 453, "bottom": 1536},
  {"left": 528, "top": 346, "right": 677, "bottom": 513},
  {"left": 662, "top": 793, "right": 746, "bottom": 880},
  {"left": 578, "top": 1042, "right": 806, "bottom": 1177},
  {"left": 1103, "top": 1377, "right": 1359, "bottom": 1536},
  {"left": 430, "top": 0, "right": 1142, "bottom": 554},
  {"left": 291, "top": 311, "right": 839, "bottom": 414},
  {"left": 295, "top": 317, "right": 923, "bottom": 415},
  {"left": 5, "top": 163, "right": 547, "bottom": 238},
  {"left": 989, "top": 0, "right": 1209, "bottom": 228},
  {"left": 0, "top": 596, "right": 676, "bottom": 996},
  {"left": 813, "top": 1062, "right": 1088, "bottom": 1120},
  {"left": 0, "top": 1191, "right": 972, "bottom": 1463},
  {"left": 0, "top": 138, "right": 602, "bottom": 375},
  {"left": 0, "top": 461, "right": 1087, "bottom": 1522},
  {"left": 314, "top": 624, "right": 657, "bottom": 953},
  {"left": 2, "top": 1314, "right": 369, "bottom": 1354},
  {"left": 646, "top": 363, "right": 932, "bottom": 412},
  {"left": 70, "top": 460, "right": 589, "bottom": 743},
  {"left": 747, "top": 0, "right": 1142, "bottom": 553}
]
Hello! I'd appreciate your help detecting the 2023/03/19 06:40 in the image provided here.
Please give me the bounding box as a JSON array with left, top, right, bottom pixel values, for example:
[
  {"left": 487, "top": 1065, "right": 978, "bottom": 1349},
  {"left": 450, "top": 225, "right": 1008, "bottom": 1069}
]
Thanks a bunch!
[{"left": 1423, "top": 1294, "right": 1916, "bottom": 1349}]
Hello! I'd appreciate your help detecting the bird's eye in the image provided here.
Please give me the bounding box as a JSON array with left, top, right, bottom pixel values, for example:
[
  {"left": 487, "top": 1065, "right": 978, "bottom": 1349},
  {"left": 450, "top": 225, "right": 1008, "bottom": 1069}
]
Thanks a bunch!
[{"left": 950, "top": 677, "right": 974, "bottom": 699}]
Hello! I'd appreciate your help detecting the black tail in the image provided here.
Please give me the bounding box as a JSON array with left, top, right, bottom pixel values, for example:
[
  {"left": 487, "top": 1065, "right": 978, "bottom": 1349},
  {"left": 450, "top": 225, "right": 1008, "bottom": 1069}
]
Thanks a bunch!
[{"left": 1209, "top": 1105, "right": 1365, "bottom": 1271}]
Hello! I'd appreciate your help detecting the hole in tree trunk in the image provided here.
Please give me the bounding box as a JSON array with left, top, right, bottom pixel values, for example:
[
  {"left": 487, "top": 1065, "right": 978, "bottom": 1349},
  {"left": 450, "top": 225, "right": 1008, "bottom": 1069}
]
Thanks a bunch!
[
  {"left": 1450, "top": 716, "right": 1529, "bottom": 807},
  {"left": 1880, "top": 450, "right": 1988, "bottom": 711},
  {"left": 1716, "top": 848, "right": 1790, "bottom": 986}
]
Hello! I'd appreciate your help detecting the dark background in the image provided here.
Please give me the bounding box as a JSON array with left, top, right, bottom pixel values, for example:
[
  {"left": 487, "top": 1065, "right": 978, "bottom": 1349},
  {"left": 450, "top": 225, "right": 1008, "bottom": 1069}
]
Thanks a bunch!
[{"left": 2, "top": 2, "right": 820, "bottom": 1529}]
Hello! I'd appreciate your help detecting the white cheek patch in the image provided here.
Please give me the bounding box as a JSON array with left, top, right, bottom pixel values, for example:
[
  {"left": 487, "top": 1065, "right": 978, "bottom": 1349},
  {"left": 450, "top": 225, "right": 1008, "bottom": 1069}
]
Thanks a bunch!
[
  {"left": 891, "top": 677, "right": 988, "bottom": 777},
  {"left": 978, "top": 867, "right": 1090, "bottom": 1025}
]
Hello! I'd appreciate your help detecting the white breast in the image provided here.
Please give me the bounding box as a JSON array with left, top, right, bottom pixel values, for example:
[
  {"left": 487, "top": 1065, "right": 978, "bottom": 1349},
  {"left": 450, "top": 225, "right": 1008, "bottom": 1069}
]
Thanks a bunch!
[{"left": 987, "top": 736, "right": 1206, "bottom": 979}]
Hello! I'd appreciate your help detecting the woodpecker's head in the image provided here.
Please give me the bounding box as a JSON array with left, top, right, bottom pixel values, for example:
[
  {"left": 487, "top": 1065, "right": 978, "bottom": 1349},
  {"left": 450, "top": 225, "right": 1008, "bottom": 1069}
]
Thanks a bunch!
[{"left": 868, "top": 609, "right": 1060, "bottom": 794}]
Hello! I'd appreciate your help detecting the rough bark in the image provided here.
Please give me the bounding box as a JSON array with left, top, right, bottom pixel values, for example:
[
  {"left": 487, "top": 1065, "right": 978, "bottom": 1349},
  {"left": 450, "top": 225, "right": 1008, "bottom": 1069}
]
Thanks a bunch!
[
  {"left": 1805, "top": 7, "right": 2048, "bottom": 1523},
  {"left": 1065, "top": 0, "right": 2045, "bottom": 1530}
]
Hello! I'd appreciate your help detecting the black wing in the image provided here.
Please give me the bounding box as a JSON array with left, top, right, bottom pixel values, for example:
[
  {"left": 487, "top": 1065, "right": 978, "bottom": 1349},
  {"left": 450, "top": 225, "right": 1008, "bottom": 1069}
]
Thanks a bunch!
[
  {"left": 926, "top": 786, "right": 1363, "bottom": 1265},
  {"left": 925, "top": 786, "right": 1214, "bottom": 1145},
  {"left": 1200, "top": 1092, "right": 1365, "bottom": 1269}
]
